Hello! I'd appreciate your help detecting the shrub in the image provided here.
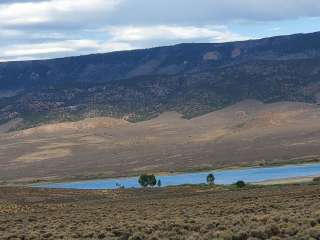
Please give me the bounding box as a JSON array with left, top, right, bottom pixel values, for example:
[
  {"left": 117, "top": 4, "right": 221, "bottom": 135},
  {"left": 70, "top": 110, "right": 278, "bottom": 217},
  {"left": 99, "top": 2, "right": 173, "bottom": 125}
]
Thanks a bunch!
[
  {"left": 234, "top": 180, "right": 246, "bottom": 188},
  {"left": 206, "top": 173, "right": 215, "bottom": 185},
  {"left": 157, "top": 179, "right": 162, "bottom": 187},
  {"left": 313, "top": 177, "right": 320, "bottom": 182},
  {"left": 138, "top": 174, "right": 157, "bottom": 187},
  {"left": 307, "top": 226, "right": 320, "bottom": 239}
]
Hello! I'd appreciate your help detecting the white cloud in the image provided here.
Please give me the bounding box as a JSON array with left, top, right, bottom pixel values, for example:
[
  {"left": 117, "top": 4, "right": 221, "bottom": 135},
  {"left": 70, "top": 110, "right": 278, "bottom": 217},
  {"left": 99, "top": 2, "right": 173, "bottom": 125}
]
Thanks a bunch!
[
  {"left": 99, "top": 41, "right": 133, "bottom": 52},
  {"left": 107, "top": 25, "right": 250, "bottom": 43},
  {"left": 0, "top": 24, "right": 249, "bottom": 61},
  {"left": 0, "top": 0, "right": 319, "bottom": 61},
  {"left": 2, "top": 0, "right": 320, "bottom": 29},
  {"left": 269, "top": 27, "right": 281, "bottom": 32},
  {"left": 0, "top": 39, "right": 133, "bottom": 61},
  {"left": 113, "top": 0, "right": 320, "bottom": 24},
  {"left": 0, "top": 0, "right": 122, "bottom": 27},
  {"left": 0, "top": 29, "right": 23, "bottom": 37},
  {"left": 1, "top": 40, "right": 99, "bottom": 58}
]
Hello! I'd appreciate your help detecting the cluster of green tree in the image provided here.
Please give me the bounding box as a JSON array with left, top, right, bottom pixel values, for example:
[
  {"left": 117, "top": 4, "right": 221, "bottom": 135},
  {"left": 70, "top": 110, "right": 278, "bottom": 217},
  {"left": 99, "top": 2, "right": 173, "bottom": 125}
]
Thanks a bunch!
[
  {"left": 313, "top": 177, "right": 320, "bottom": 182},
  {"left": 206, "top": 173, "right": 215, "bottom": 185},
  {"left": 206, "top": 173, "right": 246, "bottom": 187},
  {"left": 234, "top": 180, "right": 246, "bottom": 188},
  {"left": 138, "top": 174, "right": 161, "bottom": 187},
  {"left": 138, "top": 173, "right": 247, "bottom": 188}
]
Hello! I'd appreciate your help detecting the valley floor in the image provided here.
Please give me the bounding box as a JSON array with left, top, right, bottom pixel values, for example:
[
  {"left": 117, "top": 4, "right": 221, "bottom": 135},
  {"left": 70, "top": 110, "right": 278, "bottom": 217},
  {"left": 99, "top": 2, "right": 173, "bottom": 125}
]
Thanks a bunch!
[{"left": 1, "top": 183, "right": 320, "bottom": 240}]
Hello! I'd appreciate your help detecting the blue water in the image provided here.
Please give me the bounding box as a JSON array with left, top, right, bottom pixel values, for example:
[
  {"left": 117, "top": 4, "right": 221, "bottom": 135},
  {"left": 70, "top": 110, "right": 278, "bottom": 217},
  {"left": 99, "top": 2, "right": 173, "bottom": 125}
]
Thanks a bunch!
[{"left": 35, "top": 163, "right": 320, "bottom": 190}]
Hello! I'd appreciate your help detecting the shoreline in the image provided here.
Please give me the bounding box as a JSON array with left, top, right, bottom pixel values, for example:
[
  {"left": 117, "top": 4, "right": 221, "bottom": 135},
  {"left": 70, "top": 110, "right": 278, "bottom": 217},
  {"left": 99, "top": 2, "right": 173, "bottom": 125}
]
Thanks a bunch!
[
  {"left": 29, "top": 161, "right": 320, "bottom": 188},
  {"left": 254, "top": 175, "right": 319, "bottom": 185},
  {"left": 1, "top": 158, "right": 320, "bottom": 187}
]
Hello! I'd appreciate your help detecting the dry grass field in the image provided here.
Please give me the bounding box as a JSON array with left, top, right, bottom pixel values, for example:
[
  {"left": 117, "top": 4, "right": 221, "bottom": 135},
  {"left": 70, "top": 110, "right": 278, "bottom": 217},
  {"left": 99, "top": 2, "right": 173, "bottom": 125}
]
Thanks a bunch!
[
  {"left": 2, "top": 100, "right": 320, "bottom": 182},
  {"left": 1, "top": 183, "right": 320, "bottom": 240}
]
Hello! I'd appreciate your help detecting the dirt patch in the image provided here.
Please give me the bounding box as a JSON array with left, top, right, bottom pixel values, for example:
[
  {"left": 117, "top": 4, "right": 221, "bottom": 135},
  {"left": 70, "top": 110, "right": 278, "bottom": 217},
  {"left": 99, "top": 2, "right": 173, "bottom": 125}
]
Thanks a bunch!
[
  {"left": 38, "top": 142, "right": 80, "bottom": 150},
  {"left": 15, "top": 148, "right": 72, "bottom": 163},
  {"left": 17, "top": 117, "right": 129, "bottom": 136},
  {"left": 192, "top": 129, "right": 229, "bottom": 142},
  {"left": 203, "top": 51, "right": 220, "bottom": 61}
]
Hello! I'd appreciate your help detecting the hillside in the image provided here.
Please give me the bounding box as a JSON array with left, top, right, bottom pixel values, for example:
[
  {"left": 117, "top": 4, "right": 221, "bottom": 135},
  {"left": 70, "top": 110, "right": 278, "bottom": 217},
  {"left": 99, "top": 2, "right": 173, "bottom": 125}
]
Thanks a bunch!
[
  {"left": 1, "top": 32, "right": 320, "bottom": 129},
  {"left": 2, "top": 100, "right": 320, "bottom": 182}
]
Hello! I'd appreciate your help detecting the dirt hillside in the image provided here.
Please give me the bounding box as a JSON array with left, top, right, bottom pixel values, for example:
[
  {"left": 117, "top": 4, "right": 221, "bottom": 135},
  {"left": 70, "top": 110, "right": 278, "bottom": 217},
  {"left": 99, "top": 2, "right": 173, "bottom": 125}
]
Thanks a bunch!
[{"left": 1, "top": 100, "right": 320, "bottom": 182}]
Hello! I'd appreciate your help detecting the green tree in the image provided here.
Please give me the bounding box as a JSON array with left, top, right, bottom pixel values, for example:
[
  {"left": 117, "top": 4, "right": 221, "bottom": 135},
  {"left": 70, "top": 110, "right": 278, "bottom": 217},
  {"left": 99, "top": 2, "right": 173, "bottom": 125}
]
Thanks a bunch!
[
  {"left": 157, "top": 179, "right": 162, "bottom": 187},
  {"left": 206, "top": 173, "right": 215, "bottom": 185},
  {"left": 150, "top": 175, "right": 157, "bottom": 187},
  {"left": 235, "top": 180, "right": 246, "bottom": 188},
  {"left": 313, "top": 177, "right": 320, "bottom": 182},
  {"left": 138, "top": 174, "right": 157, "bottom": 187},
  {"left": 138, "top": 175, "right": 149, "bottom": 187}
]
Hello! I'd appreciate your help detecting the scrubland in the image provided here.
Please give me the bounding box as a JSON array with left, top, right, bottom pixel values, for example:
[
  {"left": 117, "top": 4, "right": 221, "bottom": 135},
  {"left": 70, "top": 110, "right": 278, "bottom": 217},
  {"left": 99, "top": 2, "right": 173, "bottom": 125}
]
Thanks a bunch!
[{"left": 1, "top": 183, "right": 320, "bottom": 239}]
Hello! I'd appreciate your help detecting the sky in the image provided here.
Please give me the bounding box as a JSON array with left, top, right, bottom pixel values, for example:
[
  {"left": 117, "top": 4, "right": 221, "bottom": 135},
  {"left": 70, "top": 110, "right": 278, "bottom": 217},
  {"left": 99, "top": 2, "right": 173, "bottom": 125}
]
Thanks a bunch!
[{"left": 1, "top": 0, "right": 320, "bottom": 62}]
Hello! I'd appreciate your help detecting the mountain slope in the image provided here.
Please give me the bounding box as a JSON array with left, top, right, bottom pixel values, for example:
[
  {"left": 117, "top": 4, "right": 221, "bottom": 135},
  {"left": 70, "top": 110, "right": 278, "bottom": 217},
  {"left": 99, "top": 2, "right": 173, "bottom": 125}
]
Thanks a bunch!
[
  {"left": 2, "top": 100, "right": 320, "bottom": 182},
  {"left": 2, "top": 31, "right": 320, "bottom": 90},
  {"left": 1, "top": 31, "right": 320, "bottom": 129}
]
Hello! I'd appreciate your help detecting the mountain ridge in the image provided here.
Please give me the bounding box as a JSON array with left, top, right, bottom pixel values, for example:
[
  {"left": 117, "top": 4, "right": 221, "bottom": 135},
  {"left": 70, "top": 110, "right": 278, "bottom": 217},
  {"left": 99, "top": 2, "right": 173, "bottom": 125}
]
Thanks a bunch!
[
  {"left": 1, "top": 31, "right": 320, "bottom": 129},
  {"left": 1, "top": 31, "right": 318, "bottom": 64},
  {"left": 2, "top": 31, "right": 320, "bottom": 89}
]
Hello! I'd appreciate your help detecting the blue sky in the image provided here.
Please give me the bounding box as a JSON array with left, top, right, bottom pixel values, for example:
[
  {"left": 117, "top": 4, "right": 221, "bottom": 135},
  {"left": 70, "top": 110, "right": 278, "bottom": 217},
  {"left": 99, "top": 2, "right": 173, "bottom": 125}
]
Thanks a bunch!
[
  {"left": 0, "top": 0, "right": 320, "bottom": 61},
  {"left": 232, "top": 17, "right": 320, "bottom": 39}
]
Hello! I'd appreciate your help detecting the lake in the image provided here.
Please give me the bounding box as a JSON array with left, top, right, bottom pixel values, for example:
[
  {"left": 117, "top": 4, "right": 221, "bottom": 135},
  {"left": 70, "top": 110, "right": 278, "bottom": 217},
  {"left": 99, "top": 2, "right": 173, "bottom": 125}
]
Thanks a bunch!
[{"left": 34, "top": 163, "right": 320, "bottom": 190}]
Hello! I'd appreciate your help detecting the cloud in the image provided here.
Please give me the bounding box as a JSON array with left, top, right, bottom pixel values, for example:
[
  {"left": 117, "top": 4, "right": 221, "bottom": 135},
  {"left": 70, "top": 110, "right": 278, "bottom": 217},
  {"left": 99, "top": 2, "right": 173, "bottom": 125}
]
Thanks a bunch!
[
  {"left": 2, "top": 40, "right": 97, "bottom": 57},
  {"left": 0, "top": 29, "right": 23, "bottom": 38},
  {"left": 0, "top": 0, "right": 320, "bottom": 61},
  {"left": 107, "top": 25, "right": 249, "bottom": 44},
  {"left": 0, "top": 0, "right": 122, "bottom": 27},
  {"left": 2, "top": 0, "right": 320, "bottom": 28},
  {"left": 111, "top": 0, "right": 320, "bottom": 24},
  {"left": 0, "top": 39, "right": 133, "bottom": 61},
  {"left": 0, "top": 25, "right": 250, "bottom": 61}
]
